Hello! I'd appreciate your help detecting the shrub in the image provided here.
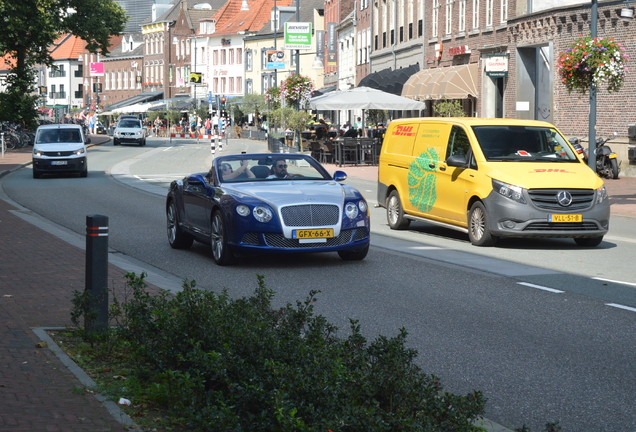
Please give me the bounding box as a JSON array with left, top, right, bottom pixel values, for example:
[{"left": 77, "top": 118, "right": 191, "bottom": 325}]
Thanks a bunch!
[{"left": 72, "top": 273, "right": 487, "bottom": 432}]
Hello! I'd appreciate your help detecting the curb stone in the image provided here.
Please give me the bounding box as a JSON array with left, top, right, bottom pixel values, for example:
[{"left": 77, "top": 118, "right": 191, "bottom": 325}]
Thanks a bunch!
[{"left": 32, "top": 327, "right": 141, "bottom": 430}]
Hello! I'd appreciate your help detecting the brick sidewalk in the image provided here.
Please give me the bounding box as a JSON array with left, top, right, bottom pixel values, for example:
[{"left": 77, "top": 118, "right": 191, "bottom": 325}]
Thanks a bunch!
[{"left": 0, "top": 196, "right": 132, "bottom": 431}]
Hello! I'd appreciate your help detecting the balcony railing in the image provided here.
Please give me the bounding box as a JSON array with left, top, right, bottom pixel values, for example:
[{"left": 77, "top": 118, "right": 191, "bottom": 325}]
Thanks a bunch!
[{"left": 49, "top": 92, "right": 67, "bottom": 99}]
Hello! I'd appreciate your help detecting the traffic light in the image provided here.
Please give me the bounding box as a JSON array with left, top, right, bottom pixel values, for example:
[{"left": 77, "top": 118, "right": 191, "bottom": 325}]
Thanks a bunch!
[
  {"left": 93, "top": 82, "right": 102, "bottom": 93},
  {"left": 221, "top": 97, "right": 226, "bottom": 109}
]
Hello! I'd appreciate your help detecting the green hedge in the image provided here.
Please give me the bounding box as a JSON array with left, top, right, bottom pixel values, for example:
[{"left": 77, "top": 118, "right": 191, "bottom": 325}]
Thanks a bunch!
[{"left": 74, "top": 273, "right": 486, "bottom": 431}]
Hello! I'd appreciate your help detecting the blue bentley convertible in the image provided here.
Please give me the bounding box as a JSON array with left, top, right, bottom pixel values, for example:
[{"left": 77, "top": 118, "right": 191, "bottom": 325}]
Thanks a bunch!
[{"left": 166, "top": 153, "right": 370, "bottom": 265}]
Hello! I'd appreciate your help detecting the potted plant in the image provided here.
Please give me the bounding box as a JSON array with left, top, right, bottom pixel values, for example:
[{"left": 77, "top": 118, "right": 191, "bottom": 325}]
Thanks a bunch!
[{"left": 557, "top": 36, "right": 629, "bottom": 94}]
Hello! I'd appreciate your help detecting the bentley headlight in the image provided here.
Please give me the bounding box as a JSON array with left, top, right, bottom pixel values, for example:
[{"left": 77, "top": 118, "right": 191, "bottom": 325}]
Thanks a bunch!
[
  {"left": 493, "top": 179, "right": 526, "bottom": 204},
  {"left": 236, "top": 204, "right": 250, "bottom": 217},
  {"left": 345, "top": 202, "right": 359, "bottom": 219},
  {"left": 358, "top": 200, "right": 368, "bottom": 213},
  {"left": 253, "top": 205, "right": 273, "bottom": 222},
  {"left": 596, "top": 185, "right": 608, "bottom": 204}
]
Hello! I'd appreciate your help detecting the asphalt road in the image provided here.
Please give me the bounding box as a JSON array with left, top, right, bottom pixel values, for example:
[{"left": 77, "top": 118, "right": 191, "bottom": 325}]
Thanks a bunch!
[{"left": 3, "top": 136, "right": 636, "bottom": 432}]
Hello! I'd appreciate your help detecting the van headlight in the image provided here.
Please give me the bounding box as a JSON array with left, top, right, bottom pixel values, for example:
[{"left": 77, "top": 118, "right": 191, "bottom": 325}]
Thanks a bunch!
[
  {"left": 596, "top": 185, "right": 608, "bottom": 204},
  {"left": 493, "top": 179, "right": 526, "bottom": 204}
]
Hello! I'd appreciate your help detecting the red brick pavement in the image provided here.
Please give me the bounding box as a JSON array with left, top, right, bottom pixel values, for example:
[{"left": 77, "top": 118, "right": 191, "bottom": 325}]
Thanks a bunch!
[
  {"left": 0, "top": 136, "right": 634, "bottom": 430},
  {"left": 0, "top": 196, "right": 133, "bottom": 431}
]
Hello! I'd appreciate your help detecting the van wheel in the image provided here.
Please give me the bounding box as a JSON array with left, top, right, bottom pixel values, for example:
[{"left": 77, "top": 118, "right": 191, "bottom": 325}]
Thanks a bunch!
[
  {"left": 574, "top": 236, "right": 603, "bottom": 247},
  {"left": 468, "top": 201, "right": 498, "bottom": 246},
  {"left": 387, "top": 190, "right": 410, "bottom": 230}
]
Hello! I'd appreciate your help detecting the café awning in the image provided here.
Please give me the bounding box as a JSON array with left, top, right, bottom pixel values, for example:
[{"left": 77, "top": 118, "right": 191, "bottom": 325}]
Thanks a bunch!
[
  {"left": 401, "top": 63, "right": 478, "bottom": 100},
  {"left": 105, "top": 91, "right": 163, "bottom": 111},
  {"left": 358, "top": 64, "right": 420, "bottom": 96}
]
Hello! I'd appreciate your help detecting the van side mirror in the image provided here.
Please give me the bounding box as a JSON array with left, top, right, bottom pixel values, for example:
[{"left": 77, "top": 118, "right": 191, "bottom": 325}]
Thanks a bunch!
[
  {"left": 85, "top": 137, "right": 91, "bottom": 144},
  {"left": 446, "top": 154, "right": 468, "bottom": 168}
]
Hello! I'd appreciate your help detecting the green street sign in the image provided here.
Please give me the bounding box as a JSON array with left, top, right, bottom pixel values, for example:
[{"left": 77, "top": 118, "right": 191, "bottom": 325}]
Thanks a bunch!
[{"left": 284, "top": 22, "right": 312, "bottom": 50}]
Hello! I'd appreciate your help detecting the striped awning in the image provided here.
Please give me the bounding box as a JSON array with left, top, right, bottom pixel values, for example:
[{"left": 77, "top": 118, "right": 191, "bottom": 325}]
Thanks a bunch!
[{"left": 402, "top": 63, "right": 478, "bottom": 100}]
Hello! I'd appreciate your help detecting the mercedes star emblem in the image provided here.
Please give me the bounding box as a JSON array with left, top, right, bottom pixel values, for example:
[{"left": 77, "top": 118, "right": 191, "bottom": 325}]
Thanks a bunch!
[{"left": 557, "top": 190, "right": 573, "bottom": 207}]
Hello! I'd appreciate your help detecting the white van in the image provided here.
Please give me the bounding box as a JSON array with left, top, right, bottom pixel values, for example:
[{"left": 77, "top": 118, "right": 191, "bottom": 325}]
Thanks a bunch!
[{"left": 32, "top": 124, "right": 88, "bottom": 178}]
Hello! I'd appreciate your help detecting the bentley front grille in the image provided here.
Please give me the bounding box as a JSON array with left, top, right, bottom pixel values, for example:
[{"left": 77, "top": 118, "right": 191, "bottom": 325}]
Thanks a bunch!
[
  {"left": 264, "top": 228, "right": 367, "bottom": 249},
  {"left": 280, "top": 204, "right": 340, "bottom": 227}
]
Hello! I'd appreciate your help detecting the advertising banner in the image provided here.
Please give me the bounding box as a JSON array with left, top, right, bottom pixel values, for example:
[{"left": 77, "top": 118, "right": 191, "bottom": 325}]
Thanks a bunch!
[
  {"left": 284, "top": 22, "right": 312, "bottom": 50},
  {"left": 89, "top": 62, "right": 104, "bottom": 77},
  {"left": 266, "top": 50, "right": 286, "bottom": 69},
  {"left": 327, "top": 23, "right": 337, "bottom": 66},
  {"left": 485, "top": 54, "right": 509, "bottom": 77},
  {"left": 316, "top": 30, "right": 325, "bottom": 60}
]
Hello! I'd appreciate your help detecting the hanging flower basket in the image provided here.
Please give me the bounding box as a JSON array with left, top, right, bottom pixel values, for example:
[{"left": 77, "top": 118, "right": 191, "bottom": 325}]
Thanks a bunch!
[
  {"left": 279, "top": 74, "right": 315, "bottom": 108},
  {"left": 557, "top": 36, "right": 629, "bottom": 94}
]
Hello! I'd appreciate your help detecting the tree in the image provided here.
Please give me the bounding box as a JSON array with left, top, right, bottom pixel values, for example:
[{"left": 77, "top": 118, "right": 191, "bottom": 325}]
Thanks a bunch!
[
  {"left": 0, "top": 0, "right": 127, "bottom": 128},
  {"left": 433, "top": 99, "right": 466, "bottom": 117},
  {"left": 239, "top": 93, "right": 267, "bottom": 121}
]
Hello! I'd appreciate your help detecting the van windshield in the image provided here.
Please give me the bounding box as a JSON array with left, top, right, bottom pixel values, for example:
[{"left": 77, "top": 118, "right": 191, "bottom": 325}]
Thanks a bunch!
[
  {"left": 472, "top": 126, "right": 579, "bottom": 162},
  {"left": 36, "top": 129, "right": 82, "bottom": 144}
]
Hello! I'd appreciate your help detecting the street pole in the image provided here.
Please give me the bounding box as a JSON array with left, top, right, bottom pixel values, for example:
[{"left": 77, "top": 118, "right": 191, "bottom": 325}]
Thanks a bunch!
[
  {"left": 588, "top": 0, "right": 597, "bottom": 171},
  {"left": 295, "top": 0, "right": 301, "bottom": 151}
]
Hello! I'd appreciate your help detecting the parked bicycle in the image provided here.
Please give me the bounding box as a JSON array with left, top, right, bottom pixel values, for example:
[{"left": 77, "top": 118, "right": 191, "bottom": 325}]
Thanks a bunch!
[{"left": 1, "top": 121, "right": 33, "bottom": 149}]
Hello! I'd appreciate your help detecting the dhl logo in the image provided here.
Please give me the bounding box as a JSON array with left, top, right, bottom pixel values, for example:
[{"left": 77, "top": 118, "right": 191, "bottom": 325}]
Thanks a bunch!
[
  {"left": 529, "top": 169, "right": 574, "bottom": 173},
  {"left": 391, "top": 125, "right": 416, "bottom": 136}
]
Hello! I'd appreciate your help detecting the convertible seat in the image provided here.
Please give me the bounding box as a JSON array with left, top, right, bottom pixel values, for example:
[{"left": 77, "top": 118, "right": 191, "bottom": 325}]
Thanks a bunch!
[{"left": 251, "top": 165, "right": 271, "bottom": 178}]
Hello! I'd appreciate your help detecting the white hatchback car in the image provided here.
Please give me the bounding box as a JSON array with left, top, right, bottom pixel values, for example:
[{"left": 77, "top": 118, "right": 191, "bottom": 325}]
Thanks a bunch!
[
  {"left": 32, "top": 124, "right": 88, "bottom": 178},
  {"left": 113, "top": 118, "right": 146, "bottom": 146}
]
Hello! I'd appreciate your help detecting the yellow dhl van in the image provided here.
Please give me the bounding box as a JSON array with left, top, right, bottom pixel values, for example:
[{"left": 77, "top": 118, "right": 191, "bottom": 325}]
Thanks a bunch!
[{"left": 377, "top": 118, "right": 610, "bottom": 247}]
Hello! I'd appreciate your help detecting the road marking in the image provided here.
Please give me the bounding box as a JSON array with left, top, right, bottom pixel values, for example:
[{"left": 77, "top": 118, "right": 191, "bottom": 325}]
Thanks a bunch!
[
  {"left": 606, "top": 303, "right": 636, "bottom": 313},
  {"left": 593, "top": 277, "right": 636, "bottom": 287},
  {"left": 604, "top": 235, "right": 636, "bottom": 245},
  {"left": 517, "top": 282, "right": 564, "bottom": 293},
  {"left": 409, "top": 246, "right": 443, "bottom": 250}
]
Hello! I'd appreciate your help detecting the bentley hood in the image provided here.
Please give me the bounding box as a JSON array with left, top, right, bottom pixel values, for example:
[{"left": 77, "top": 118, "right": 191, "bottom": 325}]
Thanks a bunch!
[{"left": 229, "top": 181, "right": 349, "bottom": 208}]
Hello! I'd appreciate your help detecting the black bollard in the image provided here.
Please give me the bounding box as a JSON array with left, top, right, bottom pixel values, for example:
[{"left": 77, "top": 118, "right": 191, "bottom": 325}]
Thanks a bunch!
[{"left": 85, "top": 214, "right": 109, "bottom": 333}]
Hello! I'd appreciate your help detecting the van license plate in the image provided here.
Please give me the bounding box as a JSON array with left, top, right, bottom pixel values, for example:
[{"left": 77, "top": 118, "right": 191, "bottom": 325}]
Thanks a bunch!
[
  {"left": 51, "top": 160, "right": 68, "bottom": 165},
  {"left": 548, "top": 214, "right": 582, "bottom": 223},
  {"left": 293, "top": 229, "right": 334, "bottom": 239}
]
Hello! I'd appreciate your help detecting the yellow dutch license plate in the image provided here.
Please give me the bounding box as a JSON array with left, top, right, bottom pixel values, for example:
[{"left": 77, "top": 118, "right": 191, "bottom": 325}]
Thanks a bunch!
[
  {"left": 293, "top": 229, "right": 334, "bottom": 239},
  {"left": 548, "top": 214, "right": 582, "bottom": 223}
]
